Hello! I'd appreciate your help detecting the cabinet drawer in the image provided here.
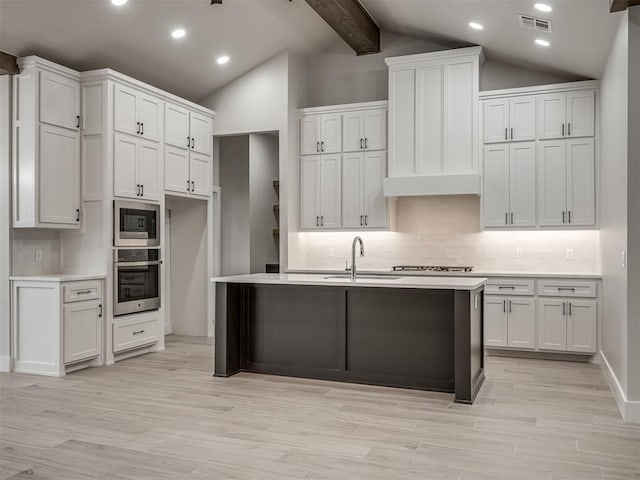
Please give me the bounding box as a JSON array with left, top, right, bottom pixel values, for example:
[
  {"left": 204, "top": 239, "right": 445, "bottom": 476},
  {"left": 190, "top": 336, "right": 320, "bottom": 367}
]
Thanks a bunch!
[
  {"left": 537, "top": 280, "right": 597, "bottom": 298},
  {"left": 63, "top": 281, "right": 101, "bottom": 303},
  {"left": 485, "top": 279, "right": 535, "bottom": 296},
  {"left": 113, "top": 317, "right": 158, "bottom": 353}
]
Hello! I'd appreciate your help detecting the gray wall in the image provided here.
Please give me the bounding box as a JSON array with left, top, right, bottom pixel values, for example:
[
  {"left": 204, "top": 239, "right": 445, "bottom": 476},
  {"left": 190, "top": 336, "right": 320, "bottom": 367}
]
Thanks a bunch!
[
  {"left": 304, "top": 31, "right": 580, "bottom": 107},
  {"left": 599, "top": 12, "right": 629, "bottom": 402},
  {"left": 249, "top": 134, "right": 279, "bottom": 273},
  {"left": 219, "top": 135, "right": 250, "bottom": 276},
  {"left": 627, "top": 6, "right": 640, "bottom": 403}
]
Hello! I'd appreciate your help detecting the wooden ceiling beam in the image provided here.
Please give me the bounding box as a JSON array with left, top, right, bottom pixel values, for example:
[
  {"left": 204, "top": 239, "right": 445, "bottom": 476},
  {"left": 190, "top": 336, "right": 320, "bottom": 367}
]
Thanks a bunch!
[
  {"left": 0, "top": 51, "right": 18, "bottom": 75},
  {"left": 304, "top": 0, "right": 380, "bottom": 55},
  {"left": 610, "top": 0, "right": 640, "bottom": 12}
]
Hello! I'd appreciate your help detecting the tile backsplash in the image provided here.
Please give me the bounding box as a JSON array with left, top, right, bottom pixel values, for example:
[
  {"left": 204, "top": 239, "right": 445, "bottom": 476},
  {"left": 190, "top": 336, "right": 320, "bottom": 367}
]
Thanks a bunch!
[
  {"left": 11, "top": 229, "right": 62, "bottom": 275},
  {"left": 288, "top": 196, "right": 600, "bottom": 273}
]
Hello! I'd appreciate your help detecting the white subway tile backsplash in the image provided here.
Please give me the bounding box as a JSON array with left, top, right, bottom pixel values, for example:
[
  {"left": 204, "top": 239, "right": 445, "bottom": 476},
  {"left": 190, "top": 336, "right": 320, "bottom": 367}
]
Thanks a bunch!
[
  {"left": 288, "top": 196, "right": 600, "bottom": 273},
  {"left": 11, "top": 229, "right": 62, "bottom": 275}
]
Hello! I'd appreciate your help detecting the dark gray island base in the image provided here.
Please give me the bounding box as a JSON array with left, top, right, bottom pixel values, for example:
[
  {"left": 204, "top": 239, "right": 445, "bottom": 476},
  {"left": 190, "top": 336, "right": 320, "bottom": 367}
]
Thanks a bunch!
[{"left": 214, "top": 275, "right": 485, "bottom": 404}]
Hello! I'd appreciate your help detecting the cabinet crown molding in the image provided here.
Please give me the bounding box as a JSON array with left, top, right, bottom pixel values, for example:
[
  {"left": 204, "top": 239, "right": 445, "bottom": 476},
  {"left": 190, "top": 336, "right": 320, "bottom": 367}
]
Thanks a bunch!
[
  {"left": 298, "top": 100, "right": 388, "bottom": 116},
  {"left": 385, "top": 46, "right": 484, "bottom": 68},
  {"left": 17, "top": 55, "right": 80, "bottom": 79},
  {"left": 479, "top": 80, "right": 600, "bottom": 99}
]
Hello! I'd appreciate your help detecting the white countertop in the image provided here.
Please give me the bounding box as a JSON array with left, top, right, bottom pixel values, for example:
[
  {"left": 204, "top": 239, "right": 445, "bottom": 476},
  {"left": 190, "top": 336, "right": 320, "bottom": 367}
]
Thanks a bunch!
[
  {"left": 287, "top": 269, "right": 602, "bottom": 280},
  {"left": 211, "top": 273, "right": 487, "bottom": 290},
  {"left": 9, "top": 274, "right": 107, "bottom": 282}
]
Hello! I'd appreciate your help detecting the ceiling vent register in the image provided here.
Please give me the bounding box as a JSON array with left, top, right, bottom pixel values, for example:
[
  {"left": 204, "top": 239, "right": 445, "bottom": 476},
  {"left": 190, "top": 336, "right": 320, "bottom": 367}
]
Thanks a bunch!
[{"left": 519, "top": 14, "right": 552, "bottom": 33}]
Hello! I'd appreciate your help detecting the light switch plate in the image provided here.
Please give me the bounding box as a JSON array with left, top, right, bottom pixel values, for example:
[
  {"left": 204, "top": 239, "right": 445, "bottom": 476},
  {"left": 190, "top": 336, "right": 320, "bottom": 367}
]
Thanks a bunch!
[
  {"left": 565, "top": 248, "right": 574, "bottom": 260},
  {"left": 35, "top": 249, "right": 42, "bottom": 262},
  {"left": 516, "top": 248, "right": 523, "bottom": 258}
]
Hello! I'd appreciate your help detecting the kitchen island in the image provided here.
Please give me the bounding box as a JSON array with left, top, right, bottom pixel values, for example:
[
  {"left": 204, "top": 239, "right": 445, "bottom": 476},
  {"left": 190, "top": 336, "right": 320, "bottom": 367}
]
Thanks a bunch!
[{"left": 212, "top": 273, "right": 487, "bottom": 403}]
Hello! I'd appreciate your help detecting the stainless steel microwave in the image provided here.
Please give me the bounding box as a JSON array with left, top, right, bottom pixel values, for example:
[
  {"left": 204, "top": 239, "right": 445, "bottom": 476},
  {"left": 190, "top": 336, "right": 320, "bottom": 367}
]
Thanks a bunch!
[{"left": 114, "top": 201, "right": 160, "bottom": 247}]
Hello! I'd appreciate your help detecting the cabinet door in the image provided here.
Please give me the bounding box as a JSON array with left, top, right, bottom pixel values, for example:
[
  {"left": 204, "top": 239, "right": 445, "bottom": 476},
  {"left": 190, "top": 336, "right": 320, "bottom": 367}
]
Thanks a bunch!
[
  {"left": 114, "top": 84, "right": 139, "bottom": 137},
  {"left": 342, "top": 111, "right": 364, "bottom": 153},
  {"left": 567, "top": 300, "right": 597, "bottom": 353},
  {"left": 538, "top": 141, "right": 567, "bottom": 226},
  {"left": 364, "top": 109, "right": 387, "bottom": 151},
  {"left": 137, "top": 140, "right": 161, "bottom": 202},
  {"left": 391, "top": 68, "right": 417, "bottom": 176},
  {"left": 319, "top": 154, "right": 341, "bottom": 228},
  {"left": 482, "top": 144, "right": 510, "bottom": 227},
  {"left": 363, "top": 151, "right": 387, "bottom": 228},
  {"left": 537, "top": 299, "right": 567, "bottom": 351},
  {"left": 300, "top": 115, "right": 321, "bottom": 155},
  {"left": 566, "top": 138, "right": 595, "bottom": 226},
  {"left": 63, "top": 300, "right": 100, "bottom": 364},
  {"left": 190, "top": 112, "right": 213, "bottom": 155},
  {"left": 300, "top": 156, "right": 320, "bottom": 228},
  {"left": 509, "top": 96, "right": 536, "bottom": 141},
  {"left": 39, "top": 124, "right": 80, "bottom": 225},
  {"left": 39, "top": 70, "right": 80, "bottom": 131},
  {"left": 566, "top": 90, "right": 595, "bottom": 138},
  {"left": 138, "top": 93, "right": 162, "bottom": 142},
  {"left": 538, "top": 93, "right": 566, "bottom": 140},
  {"left": 113, "top": 134, "right": 139, "bottom": 199},
  {"left": 482, "top": 99, "right": 509, "bottom": 144},
  {"left": 484, "top": 297, "right": 508, "bottom": 347},
  {"left": 189, "top": 153, "right": 211, "bottom": 198},
  {"left": 320, "top": 114, "right": 342, "bottom": 154},
  {"left": 509, "top": 142, "right": 536, "bottom": 227},
  {"left": 342, "top": 152, "right": 364, "bottom": 228},
  {"left": 164, "top": 146, "right": 190, "bottom": 194},
  {"left": 165, "top": 103, "right": 190, "bottom": 149},
  {"left": 446, "top": 61, "right": 474, "bottom": 172},
  {"left": 507, "top": 298, "right": 536, "bottom": 349}
]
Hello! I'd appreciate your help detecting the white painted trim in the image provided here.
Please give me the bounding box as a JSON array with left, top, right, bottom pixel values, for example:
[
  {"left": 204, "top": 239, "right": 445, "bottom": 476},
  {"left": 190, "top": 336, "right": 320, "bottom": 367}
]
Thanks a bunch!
[
  {"left": 385, "top": 46, "right": 485, "bottom": 67},
  {"left": 17, "top": 55, "right": 80, "bottom": 79},
  {"left": 600, "top": 350, "right": 640, "bottom": 423},
  {"left": 383, "top": 173, "right": 481, "bottom": 197},
  {"left": 479, "top": 80, "right": 600, "bottom": 99},
  {"left": 0, "top": 356, "right": 12, "bottom": 372},
  {"left": 14, "top": 360, "right": 62, "bottom": 377},
  {"left": 298, "top": 100, "right": 388, "bottom": 116}
]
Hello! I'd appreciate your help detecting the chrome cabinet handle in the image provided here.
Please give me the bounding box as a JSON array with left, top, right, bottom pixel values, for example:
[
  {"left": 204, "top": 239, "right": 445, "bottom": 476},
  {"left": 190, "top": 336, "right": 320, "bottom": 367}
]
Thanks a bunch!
[
  {"left": 133, "top": 330, "right": 145, "bottom": 335},
  {"left": 76, "top": 115, "right": 80, "bottom": 129},
  {"left": 137, "top": 122, "right": 140, "bottom": 134},
  {"left": 76, "top": 209, "right": 80, "bottom": 222}
]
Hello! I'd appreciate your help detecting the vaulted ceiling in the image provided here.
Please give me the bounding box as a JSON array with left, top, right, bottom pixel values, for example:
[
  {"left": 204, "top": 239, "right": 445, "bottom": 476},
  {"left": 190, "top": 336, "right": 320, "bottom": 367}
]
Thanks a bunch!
[{"left": 0, "top": 0, "right": 622, "bottom": 102}]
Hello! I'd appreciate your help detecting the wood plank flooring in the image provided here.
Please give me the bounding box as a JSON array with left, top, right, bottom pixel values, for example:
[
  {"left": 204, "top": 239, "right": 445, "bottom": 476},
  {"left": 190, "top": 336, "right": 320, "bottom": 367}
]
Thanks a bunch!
[{"left": 1, "top": 335, "right": 638, "bottom": 479}]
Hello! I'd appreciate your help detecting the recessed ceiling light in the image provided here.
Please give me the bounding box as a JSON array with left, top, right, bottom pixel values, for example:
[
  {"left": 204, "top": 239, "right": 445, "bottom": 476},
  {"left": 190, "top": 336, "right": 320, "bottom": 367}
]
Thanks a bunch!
[
  {"left": 216, "top": 55, "right": 230, "bottom": 65},
  {"left": 171, "top": 28, "right": 186, "bottom": 39},
  {"left": 534, "top": 3, "right": 552, "bottom": 13},
  {"left": 535, "top": 38, "right": 550, "bottom": 47},
  {"left": 111, "top": 0, "right": 128, "bottom": 5},
  {"left": 468, "top": 22, "right": 484, "bottom": 30}
]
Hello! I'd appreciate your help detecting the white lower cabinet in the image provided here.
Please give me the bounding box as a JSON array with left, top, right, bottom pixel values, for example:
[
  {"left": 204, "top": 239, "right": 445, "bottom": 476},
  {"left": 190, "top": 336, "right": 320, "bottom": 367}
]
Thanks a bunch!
[
  {"left": 537, "top": 298, "right": 596, "bottom": 353},
  {"left": 537, "top": 299, "right": 567, "bottom": 351},
  {"left": 113, "top": 313, "right": 159, "bottom": 353},
  {"left": 484, "top": 296, "right": 508, "bottom": 347},
  {"left": 11, "top": 278, "right": 104, "bottom": 376},
  {"left": 567, "top": 300, "right": 597, "bottom": 353},
  {"left": 484, "top": 295, "right": 535, "bottom": 350}
]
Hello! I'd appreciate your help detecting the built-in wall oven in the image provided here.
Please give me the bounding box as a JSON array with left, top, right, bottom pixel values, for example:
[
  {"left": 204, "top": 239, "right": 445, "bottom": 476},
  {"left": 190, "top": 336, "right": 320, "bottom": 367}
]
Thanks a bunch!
[
  {"left": 114, "top": 248, "right": 161, "bottom": 316},
  {"left": 114, "top": 200, "right": 160, "bottom": 247}
]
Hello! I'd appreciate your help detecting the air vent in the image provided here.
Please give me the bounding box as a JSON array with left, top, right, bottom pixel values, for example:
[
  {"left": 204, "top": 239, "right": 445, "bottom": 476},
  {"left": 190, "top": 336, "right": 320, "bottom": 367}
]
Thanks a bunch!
[{"left": 519, "top": 14, "right": 552, "bottom": 33}]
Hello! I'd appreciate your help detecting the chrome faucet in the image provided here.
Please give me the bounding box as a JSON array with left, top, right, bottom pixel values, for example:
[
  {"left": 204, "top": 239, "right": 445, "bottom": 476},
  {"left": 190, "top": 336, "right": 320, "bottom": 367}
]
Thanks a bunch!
[{"left": 350, "top": 236, "right": 365, "bottom": 280}]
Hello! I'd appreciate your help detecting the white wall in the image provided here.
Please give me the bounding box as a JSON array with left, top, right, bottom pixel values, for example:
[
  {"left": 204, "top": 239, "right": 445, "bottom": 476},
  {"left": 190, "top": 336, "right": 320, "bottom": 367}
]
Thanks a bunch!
[
  {"left": 0, "top": 75, "right": 12, "bottom": 369},
  {"left": 11, "top": 229, "right": 62, "bottom": 275},
  {"left": 304, "top": 31, "right": 579, "bottom": 107},
  {"left": 626, "top": 5, "right": 640, "bottom": 404},
  {"left": 166, "top": 197, "right": 208, "bottom": 337},
  {"left": 289, "top": 196, "right": 600, "bottom": 273},
  {"left": 249, "top": 133, "right": 279, "bottom": 273}
]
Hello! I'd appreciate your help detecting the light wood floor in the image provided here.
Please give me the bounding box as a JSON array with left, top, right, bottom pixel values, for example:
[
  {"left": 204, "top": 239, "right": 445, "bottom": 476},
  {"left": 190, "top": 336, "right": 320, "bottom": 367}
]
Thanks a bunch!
[{"left": 1, "top": 336, "right": 638, "bottom": 480}]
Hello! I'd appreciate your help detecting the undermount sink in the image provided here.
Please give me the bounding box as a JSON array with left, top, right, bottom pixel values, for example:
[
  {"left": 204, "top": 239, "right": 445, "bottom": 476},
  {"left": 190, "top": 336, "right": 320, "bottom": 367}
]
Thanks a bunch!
[{"left": 324, "top": 274, "right": 403, "bottom": 281}]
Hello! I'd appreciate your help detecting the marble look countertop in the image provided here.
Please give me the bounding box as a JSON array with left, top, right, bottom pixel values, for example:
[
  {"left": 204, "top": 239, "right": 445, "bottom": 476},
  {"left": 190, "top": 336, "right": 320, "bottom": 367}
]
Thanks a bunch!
[
  {"left": 211, "top": 273, "right": 487, "bottom": 291},
  {"left": 286, "top": 269, "right": 602, "bottom": 280},
  {"left": 9, "top": 274, "right": 107, "bottom": 282}
]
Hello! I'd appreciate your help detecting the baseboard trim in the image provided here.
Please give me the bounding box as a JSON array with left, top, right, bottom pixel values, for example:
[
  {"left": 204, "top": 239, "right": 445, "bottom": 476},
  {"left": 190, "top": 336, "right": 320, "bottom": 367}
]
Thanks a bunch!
[
  {"left": 600, "top": 350, "right": 640, "bottom": 424},
  {"left": 0, "top": 355, "right": 12, "bottom": 372}
]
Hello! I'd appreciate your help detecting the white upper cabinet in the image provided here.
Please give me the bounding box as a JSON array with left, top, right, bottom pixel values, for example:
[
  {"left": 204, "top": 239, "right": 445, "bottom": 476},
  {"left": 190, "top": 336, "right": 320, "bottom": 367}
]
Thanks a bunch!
[
  {"left": 300, "top": 115, "right": 322, "bottom": 155},
  {"left": 342, "top": 151, "right": 388, "bottom": 229},
  {"left": 299, "top": 155, "right": 341, "bottom": 229},
  {"left": 300, "top": 114, "right": 342, "bottom": 155},
  {"left": 189, "top": 153, "right": 211, "bottom": 197},
  {"left": 164, "top": 146, "right": 190, "bottom": 194},
  {"left": 483, "top": 142, "right": 535, "bottom": 228},
  {"left": 386, "top": 47, "right": 482, "bottom": 190},
  {"left": 342, "top": 152, "right": 363, "bottom": 228},
  {"left": 538, "top": 138, "right": 595, "bottom": 227},
  {"left": 12, "top": 57, "right": 81, "bottom": 229},
  {"left": 483, "top": 96, "right": 535, "bottom": 143},
  {"left": 164, "top": 103, "right": 190, "bottom": 149},
  {"left": 189, "top": 112, "right": 212, "bottom": 155},
  {"left": 343, "top": 109, "right": 387, "bottom": 152},
  {"left": 114, "top": 83, "right": 163, "bottom": 142},
  {"left": 40, "top": 70, "right": 80, "bottom": 131},
  {"left": 538, "top": 90, "right": 595, "bottom": 140},
  {"left": 300, "top": 156, "right": 320, "bottom": 229},
  {"left": 113, "top": 133, "right": 161, "bottom": 202}
]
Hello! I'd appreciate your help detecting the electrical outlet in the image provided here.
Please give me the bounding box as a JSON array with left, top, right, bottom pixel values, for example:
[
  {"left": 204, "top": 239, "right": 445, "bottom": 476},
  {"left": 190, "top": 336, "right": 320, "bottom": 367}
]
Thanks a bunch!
[
  {"left": 35, "top": 249, "right": 42, "bottom": 262},
  {"left": 328, "top": 248, "right": 335, "bottom": 257},
  {"left": 565, "top": 248, "right": 574, "bottom": 260},
  {"left": 515, "top": 248, "right": 523, "bottom": 258},
  {"left": 622, "top": 250, "right": 627, "bottom": 268}
]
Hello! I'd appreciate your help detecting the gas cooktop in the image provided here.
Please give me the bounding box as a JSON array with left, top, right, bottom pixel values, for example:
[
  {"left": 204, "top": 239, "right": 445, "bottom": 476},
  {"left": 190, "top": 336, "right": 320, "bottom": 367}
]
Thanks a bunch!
[{"left": 391, "top": 265, "right": 474, "bottom": 273}]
